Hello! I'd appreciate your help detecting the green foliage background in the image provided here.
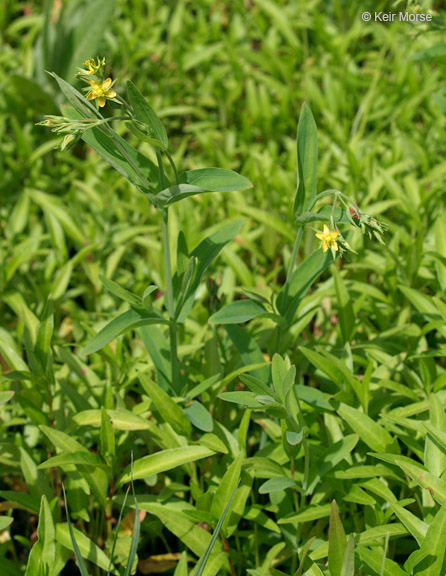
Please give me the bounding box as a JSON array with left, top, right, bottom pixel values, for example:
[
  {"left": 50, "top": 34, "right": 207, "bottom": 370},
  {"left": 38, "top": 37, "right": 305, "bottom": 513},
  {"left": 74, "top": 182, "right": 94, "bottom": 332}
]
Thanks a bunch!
[{"left": 1, "top": 1, "right": 446, "bottom": 575}]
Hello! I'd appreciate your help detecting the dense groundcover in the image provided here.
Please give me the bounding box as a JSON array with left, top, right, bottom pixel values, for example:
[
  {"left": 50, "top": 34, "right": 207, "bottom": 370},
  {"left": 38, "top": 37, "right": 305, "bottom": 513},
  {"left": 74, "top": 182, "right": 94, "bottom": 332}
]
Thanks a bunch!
[{"left": 1, "top": 1, "right": 446, "bottom": 575}]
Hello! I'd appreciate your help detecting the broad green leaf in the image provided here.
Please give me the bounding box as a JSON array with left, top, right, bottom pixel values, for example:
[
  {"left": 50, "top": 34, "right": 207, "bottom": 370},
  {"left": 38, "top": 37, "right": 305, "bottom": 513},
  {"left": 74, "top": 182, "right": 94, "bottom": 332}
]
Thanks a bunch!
[
  {"left": 357, "top": 546, "right": 407, "bottom": 576},
  {"left": 25, "top": 495, "right": 55, "bottom": 576},
  {"left": 127, "top": 80, "right": 168, "bottom": 149},
  {"left": 155, "top": 168, "right": 252, "bottom": 208},
  {"left": 395, "top": 459, "right": 446, "bottom": 505},
  {"left": 404, "top": 505, "right": 446, "bottom": 576},
  {"left": 210, "top": 455, "right": 242, "bottom": 534},
  {"left": 71, "top": 408, "right": 153, "bottom": 431},
  {"left": 399, "top": 286, "right": 440, "bottom": 318},
  {"left": 336, "top": 403, "right": 397, "bottom": 454},
  {"left": 140, "top": 375, "right": 191, "bottom": 435},
  {"left": 277, "top": 249, "right": 335, "bottom": 323},
  {"left": 139, "top": 501, "right": 225, "bottom": 575},
  {"left": 119, "top": 446, "right": 214, "bottom": 485},
  {"left": 306, "top": 435, "right": 359, "bottom": 494},
  {"left": 0, "top": 491, "right": 40, "bottom": 513},
  {"left": 209, "top": 300, "right": 267, "bottom": 325},
  {"left": 328, "top": 500, "right": 347, "bottom": 576},
  {"left": 388, "top": 502, "right": 428, "bottom": 546},
  {"left": 56, "top": 523, "right": 113, "bottom": 572},
  {"left": 258, "top": 477, "right": 297, "bottom": 494},
  {"left": 0, "top": 517, "right": 13, "bottom": 531},
  {"left": 38, "top": 451, "right": 104, "bottom": 470},
  {"left": 278, "top": 504, "right": 331, "bottom": 524},
  {"left": 184, "top": 401, "right": 214, "bottom": 432},
  {"left": 219, "top": 391, "right": 265, "bottom": 408},
  {"left": 80, "top": 308, "right": 167, "bottom": 355},
  {"left": 180, "top": 168, "right": 252, "bottom": 192},
  {"left": 293, "top": 102, "right": 318, "bottom": 218},
  {"left": 0, "top": 391, "right": 14, "bottom": 407}
]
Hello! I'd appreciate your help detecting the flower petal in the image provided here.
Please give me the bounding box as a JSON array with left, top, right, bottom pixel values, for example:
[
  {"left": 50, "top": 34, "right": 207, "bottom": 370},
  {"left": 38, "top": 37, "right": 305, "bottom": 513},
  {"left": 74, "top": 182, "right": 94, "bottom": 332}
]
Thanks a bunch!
[
  {"left": 103, "top": 78, "right": 112, "bottom": 89},
  {"left": 98, "top": 97, "right": 106, "bottom": 107}
]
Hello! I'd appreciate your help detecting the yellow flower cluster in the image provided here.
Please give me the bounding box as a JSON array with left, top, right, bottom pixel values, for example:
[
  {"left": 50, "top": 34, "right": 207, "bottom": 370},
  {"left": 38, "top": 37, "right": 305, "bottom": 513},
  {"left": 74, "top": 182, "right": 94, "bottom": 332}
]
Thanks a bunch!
[{"left": 76, "top": 57, "right": 119, "bottom": 109}]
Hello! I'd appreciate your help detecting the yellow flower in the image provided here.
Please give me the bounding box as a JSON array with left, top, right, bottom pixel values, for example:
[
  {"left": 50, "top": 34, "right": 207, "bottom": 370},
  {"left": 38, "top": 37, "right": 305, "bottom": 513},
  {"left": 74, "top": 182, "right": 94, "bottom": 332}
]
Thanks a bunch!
[
  {"left": 315, "top": 224, "right": 339, "bottom": 253},
  {"left": 86, "top": 78, "right": 117, "bottom": 108},
  {"left": 78, "top": 57, "right": 105, "bottom": 76}
]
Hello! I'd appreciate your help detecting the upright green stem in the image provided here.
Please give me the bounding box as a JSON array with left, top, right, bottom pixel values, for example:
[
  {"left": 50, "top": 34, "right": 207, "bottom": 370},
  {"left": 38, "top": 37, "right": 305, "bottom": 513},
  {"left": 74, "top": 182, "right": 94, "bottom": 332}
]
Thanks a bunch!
[{"left": 162, "top": 208, "right": 180, "bottom": 390}]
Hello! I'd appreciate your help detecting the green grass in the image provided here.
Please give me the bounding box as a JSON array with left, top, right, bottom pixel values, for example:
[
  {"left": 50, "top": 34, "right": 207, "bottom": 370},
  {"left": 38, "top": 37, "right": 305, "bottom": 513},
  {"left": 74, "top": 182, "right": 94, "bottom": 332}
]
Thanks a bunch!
[{"left": 1, "top": 1, "right": 446, "bottom": 575}]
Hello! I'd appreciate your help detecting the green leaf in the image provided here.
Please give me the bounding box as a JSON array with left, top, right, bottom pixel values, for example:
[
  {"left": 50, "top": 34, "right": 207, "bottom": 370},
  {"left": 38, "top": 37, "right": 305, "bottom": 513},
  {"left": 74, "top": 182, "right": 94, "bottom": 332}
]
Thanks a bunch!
[
  {"left": 127, "top": 80, "right": 168, "bottom": 149},
  {"left": 57, "top": 507, "right": 113, "bottom": 572},
  {"left": 155, "top": 168, "right": 252, "bottom": 208},
  {"left": 140, "top": 375, "right": 191, "bottom": 435},
  {"left": 80, "top": 308, "right": 167, "bottom": 355},
  {"left": 174, "top": 551, "right": 188, "bottom": 576},
  {"left": 0, "top": 391, "right": 14, "bottom": 407},
  {"left": 61, "top": 0, "right": 116, "bottom": 79},
  {"left": 209, "top": 300, "right": 268, "bottom": 325},
  {"left": 340, "top": 536, "right": 355, "bottom": 576},
  {"left": 63, "top": 104, "right": 157, "bottom": 200},
  {"left": 176, "top": 219, "right": 245, "bottom": 322},
  {"left": 0, "top": 491, "right": 40, "bottom": 514},
  {"left": 306, "top": 435, "right": 359, "bottom": 494},
  {"left": 278, "top": 504, "right": 331, "bottom": 524},
  {"left": 180, "top": 168, "right": 253, "bottom": 192},
  {"left": 405, "top": 505, "right": 446, "bottom": 576},
  {"left": 194, "top": 481, "right": 240, "bottom": 576},
  {"left": 184, "top": 401, "right": 214, "bottom": 432},
  {"left": 258, "top": 477, "right": 297, "bottom": 494},
  {"left": 99, "top": 275, "right": 141, "bottom": 307},
  {"left": 25, "top": 495, "right": 55, "bottom": 576},
  {"left": 395, "top": 459, "right": 446, "bottom": 505},
  {"left": 71, "top": 408, "right": 154, "bottom": 431},
  {"left": 277, "top": 249, "right": 335, "bottom": 323},
  {"left": 328, "top": 500, "right": 347, "bottom": 576},
  {"left": 100, "top": 407, "right": 116, "bottom": 462},
  {"left": 219, "top": 391, "right": 265, "bottom": 408},
  {"left": 210, "top": 455, "right": 242, "bottom": 534},
  {"left": 357, "top": 546, "right": 407, "bottom": 576},
  {"left": 38, "top": 451, "right": 104, "bottom": 470},
  {"left": 333, "top": 268, "right": 355, "bottom": 345},
  {"left": 295, "top": 206, "right": 356, "bottom": 226},
  {"left": 388, "top": 502, "right": 428, "bottom": 546},
  {"left": 293, "top": 102, "right": 318, "bottom": 218},
  {"left": 336, "top": 403, "right": 397, "bottom": 454},
  {"left": 0, "top": 516, "right": 13, "bottom": 531},
  {"left": 119, "top": 446, "right": 215, "bottom": 485},
  {"left": 424, "top": 393, "right": 446, "bottom": 477}
]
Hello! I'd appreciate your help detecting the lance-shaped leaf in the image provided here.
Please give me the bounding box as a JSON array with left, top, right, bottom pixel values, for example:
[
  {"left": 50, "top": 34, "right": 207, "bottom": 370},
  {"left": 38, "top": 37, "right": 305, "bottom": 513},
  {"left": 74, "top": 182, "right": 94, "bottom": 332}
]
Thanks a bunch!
[
  {"left": 277, "top": 248, "right": 335, "bottom": 323},
  {"left": 293, "top": 102, "right": 318, "bottom": 218},
  {"left": 0, "top": 391, "right": 14, "bottom": 407},
  {"left": 328, "top": 500, "right": 347, "bottom": 576},
  {"left": 155, "top": 168, "right": 252, "bottom": 208},
  {"left": 176, "top": 219, "right": 245, "bottom": 323},
  {"left": 127, "top": 80, "right": 168, "bottom": 149},
  {"left": 404, "top": 504, "right": 446, "bottom": 576},
  {"left": 81, "top": 308, "right": 168, "bottom": 355},
  {"left": 209, "top": 300, "right": 268, "bottom": 325},
  {"left": 25, "top": 495, "right": 55, "bottom": 576},
  {"left": 295, "top": 206, "right": 358, "bottom": 226},
  {"left": 118, "top": 446, "right": 215, "bottom": 485}
]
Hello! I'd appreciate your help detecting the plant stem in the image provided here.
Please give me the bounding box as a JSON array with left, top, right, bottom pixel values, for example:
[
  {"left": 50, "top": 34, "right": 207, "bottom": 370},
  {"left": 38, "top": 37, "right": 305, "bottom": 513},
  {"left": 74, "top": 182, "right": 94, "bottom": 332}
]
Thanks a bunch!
[{"left": 162, "top": 208, "right": 180, "bottom": 391}]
